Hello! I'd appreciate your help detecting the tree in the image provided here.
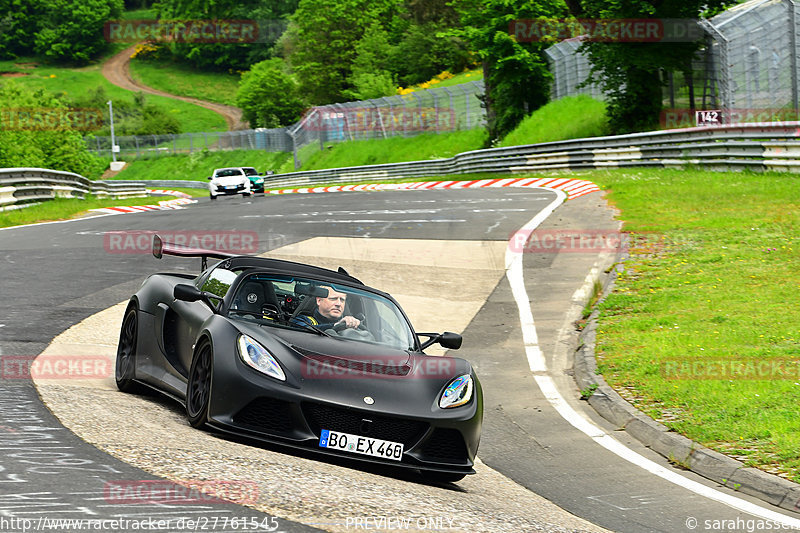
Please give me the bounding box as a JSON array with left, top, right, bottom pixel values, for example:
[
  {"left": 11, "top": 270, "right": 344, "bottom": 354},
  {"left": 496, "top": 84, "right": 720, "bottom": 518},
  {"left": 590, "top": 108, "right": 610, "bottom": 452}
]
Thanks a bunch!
[
  {"left": 35, "top": 0, "right": 123, "bottom": 64},
  {"left": 571, "top": 0, "right": 735, "bottom": 133},
  {"left": 391, "top": 21, "right": 472, "bottom": 87},
  {"left": 235, "top": 58, "right": 306, "bottom": 128},
  {"left": 0, "top": 0, "right": 122, "bottom": 64},
  {"left": 285, "top": 0, "right": 401, "bottom": 104},
  {"left": 154, "top": 0, "right": 299, "bottom": 71},
  {"left": 343, "top": 23, "right": 397, "bottom": 100},
  {"left": 453, "top": 0, "right": 565, "bottom": 143}
]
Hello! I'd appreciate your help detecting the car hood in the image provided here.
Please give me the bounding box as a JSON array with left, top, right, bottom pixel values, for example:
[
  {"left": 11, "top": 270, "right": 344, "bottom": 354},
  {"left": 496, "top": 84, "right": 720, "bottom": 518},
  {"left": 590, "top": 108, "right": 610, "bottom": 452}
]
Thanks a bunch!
[
  {"left": 232, "top": 321, "right": 478, "bottom": 416},
  {"left": 213, "top": 175, "right": 246, "bottom": 185}
]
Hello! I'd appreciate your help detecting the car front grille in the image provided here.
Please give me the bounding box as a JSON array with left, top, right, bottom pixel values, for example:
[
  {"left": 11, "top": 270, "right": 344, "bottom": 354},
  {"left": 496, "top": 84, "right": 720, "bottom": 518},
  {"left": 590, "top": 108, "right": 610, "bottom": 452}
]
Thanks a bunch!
[
  {"left": 232, "top": 397, "right": 294, "bottom": 434},
  {"left": 417, "top": 428, "right": 469, "bottom": 464},
  {"left": 216, "top": 184, "right": 244, "bottom": 192},
  {"left": 302, "top": 403, "right": 428, "bottom": 447}
]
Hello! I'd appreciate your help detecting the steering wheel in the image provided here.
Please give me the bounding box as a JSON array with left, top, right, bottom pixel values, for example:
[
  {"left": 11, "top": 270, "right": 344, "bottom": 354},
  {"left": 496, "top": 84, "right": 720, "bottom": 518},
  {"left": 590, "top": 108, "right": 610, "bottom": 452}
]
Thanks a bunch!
[{"left": 332, "top": 313, "right": 367, "bottom": 333}]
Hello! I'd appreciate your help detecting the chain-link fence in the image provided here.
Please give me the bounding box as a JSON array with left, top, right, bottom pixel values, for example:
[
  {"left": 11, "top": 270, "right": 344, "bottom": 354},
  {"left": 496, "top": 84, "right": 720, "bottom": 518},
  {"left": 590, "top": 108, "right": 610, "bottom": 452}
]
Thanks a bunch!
[
  {"left": 544, "top": 0, "right": 800, "bottom": 124},
  {"left": 702, "top": 0, "right": 799, "bottom": 114},
  {"left": 85, "top": 128, "right": 293, "bottom": 160},
  {"left": 544, "top": 38, "right": 605, "bottom": 101},
  {"left": 287, "top": 80, "right": 485, "bottom": 169},
  {"left": 86, "top": 80, "right": 486, "bottom": 169}
]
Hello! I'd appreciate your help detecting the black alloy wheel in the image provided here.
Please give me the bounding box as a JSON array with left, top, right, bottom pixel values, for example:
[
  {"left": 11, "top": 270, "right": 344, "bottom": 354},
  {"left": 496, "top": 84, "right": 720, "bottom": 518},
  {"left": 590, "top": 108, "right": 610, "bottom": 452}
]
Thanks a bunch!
[
  {"left": 187, "top": 341, "right": 214, "bottom": 428},
  {"left": 115, "top": 306, "right": 141, "bottom": 393}
]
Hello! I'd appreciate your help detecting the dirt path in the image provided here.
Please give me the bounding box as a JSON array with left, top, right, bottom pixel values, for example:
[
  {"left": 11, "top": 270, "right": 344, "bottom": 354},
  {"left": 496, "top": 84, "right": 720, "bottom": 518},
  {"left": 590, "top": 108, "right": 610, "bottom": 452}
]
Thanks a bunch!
[{"left": 101, "top": 45, "right": 246, "bottom": 130}]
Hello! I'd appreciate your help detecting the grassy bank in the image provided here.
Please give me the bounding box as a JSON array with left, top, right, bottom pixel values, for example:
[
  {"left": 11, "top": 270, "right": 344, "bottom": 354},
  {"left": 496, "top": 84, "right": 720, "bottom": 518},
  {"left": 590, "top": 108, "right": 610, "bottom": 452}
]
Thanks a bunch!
[
  {"left": 0, "top": 59, "right": 226, "bottom": 133},
  {"left": 128, "top": 59, "right": 240, "bottom": 106},
  {"left": 0, "top": 189, "right": 202, "bottom": 228},
  {"left": 584, "top": 168, "right": 800, "bottom": 481},
  {"left": 282, "top": 129, "right": 488, "bottom": 173},
  {"left": 498, "top": 95, "right": 609, "bottom": 147},
  {"left": 110, "top": 150, "right": 293, "bottom": 181}
]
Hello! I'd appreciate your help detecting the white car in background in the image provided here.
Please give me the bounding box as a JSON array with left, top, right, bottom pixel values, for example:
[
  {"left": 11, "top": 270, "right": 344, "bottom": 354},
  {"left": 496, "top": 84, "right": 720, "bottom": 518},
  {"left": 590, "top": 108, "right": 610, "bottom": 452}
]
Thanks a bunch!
[{"left": 208, "top": 167, "right": 251, "bottom": 200}]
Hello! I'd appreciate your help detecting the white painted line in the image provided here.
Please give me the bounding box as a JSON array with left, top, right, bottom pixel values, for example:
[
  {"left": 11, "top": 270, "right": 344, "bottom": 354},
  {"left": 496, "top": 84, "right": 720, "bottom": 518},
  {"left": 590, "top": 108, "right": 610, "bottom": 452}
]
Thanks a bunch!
[{"left": 505, "top": 195, "right": 800, "bottom": 527}]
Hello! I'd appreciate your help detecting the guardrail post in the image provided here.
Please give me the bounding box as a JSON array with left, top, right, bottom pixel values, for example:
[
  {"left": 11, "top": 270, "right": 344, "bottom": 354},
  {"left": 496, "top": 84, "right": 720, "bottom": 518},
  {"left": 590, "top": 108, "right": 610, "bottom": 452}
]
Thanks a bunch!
[{"left": 788, "top": 0, "right": 800, "bottom": 113}]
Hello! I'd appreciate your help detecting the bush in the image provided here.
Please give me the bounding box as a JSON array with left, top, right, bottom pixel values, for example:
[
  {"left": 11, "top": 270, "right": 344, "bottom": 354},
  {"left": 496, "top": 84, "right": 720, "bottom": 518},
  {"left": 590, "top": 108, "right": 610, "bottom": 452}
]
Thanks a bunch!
[
  {"left": 236, "top": 59, "right": 306, "bottom": 128},
  {"left": 0, "top": 82, "right": 105, "bottom": 177},
  {"left": 67, "top": 86, "right": 181, "bottom": 136}
]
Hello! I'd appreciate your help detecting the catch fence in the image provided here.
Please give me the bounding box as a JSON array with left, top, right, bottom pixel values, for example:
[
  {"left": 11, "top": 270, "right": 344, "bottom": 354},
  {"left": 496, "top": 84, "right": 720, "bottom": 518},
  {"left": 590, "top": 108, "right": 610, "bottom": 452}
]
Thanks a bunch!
[
  {"left": 86, "top": 80, "right": 486, "bottom": 170},
  {"left": 545, "top": 0, "right": 800, "bottom": 121}
]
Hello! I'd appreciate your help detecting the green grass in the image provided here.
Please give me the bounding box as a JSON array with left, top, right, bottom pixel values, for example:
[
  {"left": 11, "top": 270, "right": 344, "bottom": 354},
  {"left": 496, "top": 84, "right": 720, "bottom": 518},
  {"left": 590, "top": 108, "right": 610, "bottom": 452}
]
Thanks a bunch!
[
  {"left": 498, "top": 95, "right": 609, "bottom": 147},
  {"left": 580, "top": 168, "right": 800, "bottom": 481},
  {"left": 0, "top": 59, "right": 226, "bottom": 133},
  {"left": 128, "top": 59, "right": 241, "bottom": 106},
  {"left": 109, "top": 149, "right": 292, "bottom": 181},
  {"left": 0, "top": 192, "right": 192, "bottom": 228},
  {"left": 284, "top": 129, "right": 488, "bottom": 173}
]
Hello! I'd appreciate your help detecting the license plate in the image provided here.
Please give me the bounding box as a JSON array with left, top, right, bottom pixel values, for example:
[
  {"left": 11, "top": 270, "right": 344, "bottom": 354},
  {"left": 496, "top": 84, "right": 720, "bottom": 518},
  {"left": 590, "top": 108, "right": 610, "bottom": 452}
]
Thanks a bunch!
[
  {"left": 319, "top": 429, "right": 403, "bottom": 461},
  {"left": 225, "top": 186, "right": 237, "bottom": 190}
]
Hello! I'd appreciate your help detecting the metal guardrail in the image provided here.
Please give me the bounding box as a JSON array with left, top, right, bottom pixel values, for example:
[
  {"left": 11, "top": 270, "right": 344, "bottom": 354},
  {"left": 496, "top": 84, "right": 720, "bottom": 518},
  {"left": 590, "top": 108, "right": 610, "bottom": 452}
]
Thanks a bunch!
[
  {"left": 0, "top": 168, "right": 149, "bottom": 209},
  {"left": 260, "top": 122, "right": 800, "bottom": 188},
  {"left": 102, "top": 123, "right": 800, "bottom": 193}
]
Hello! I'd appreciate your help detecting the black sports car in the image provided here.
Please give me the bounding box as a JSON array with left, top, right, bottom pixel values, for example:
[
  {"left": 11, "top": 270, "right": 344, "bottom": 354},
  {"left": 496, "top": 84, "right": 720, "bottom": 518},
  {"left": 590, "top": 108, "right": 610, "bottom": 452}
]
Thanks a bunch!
[{"left": 116, "top": 236, "right": 482, "bottom": 482}]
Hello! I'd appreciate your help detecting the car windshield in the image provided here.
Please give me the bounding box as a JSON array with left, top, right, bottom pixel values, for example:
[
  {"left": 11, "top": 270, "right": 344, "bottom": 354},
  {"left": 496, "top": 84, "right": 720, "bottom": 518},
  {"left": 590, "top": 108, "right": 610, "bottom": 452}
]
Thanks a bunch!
[
  {"left": 242, "top": 168, "right": 258, "bottom": 176},
  {"left": 216, "top": 168, "right": 243, "bottom": 177},
  {"left": 227, "top": 273, "right": 417, "bottom": 350}
]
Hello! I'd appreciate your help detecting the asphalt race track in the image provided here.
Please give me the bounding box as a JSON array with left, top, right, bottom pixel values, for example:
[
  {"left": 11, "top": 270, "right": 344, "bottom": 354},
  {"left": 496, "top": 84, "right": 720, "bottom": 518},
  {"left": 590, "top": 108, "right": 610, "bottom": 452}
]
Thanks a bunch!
[{"left": 2, "top": 188, "right": 799, "bottom": 533}]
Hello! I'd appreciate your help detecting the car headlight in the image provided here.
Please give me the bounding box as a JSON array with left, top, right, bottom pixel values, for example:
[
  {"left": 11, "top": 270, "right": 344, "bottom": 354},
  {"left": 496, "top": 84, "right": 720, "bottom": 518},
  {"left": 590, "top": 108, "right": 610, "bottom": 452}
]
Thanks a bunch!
[
  {"left": 438, "top": 374, "right": 473, "bottom": 409},
  {"left": 256, "top": 178, "right": 264, "bottom": 184},
  {"left": 237, "top": 334, "right": 285, "bottom": 381}
]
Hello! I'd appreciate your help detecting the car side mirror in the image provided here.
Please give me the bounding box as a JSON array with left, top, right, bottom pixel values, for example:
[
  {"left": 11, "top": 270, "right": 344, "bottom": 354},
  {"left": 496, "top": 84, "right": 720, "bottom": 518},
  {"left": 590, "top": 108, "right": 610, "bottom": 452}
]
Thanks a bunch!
[
  {"left": 207, "top": 176, "right": 213, "bottom": 180},
  {"left": 174, "top": 284, "right": 219, "bottom": 312},
  {"left": 439, "top": 332, "right": 463, "bottom": 350},
  {"left": 174, "top": 283, "right": 203, "bottom": 302},
  {"left": 417, "top": 331, "right": 462, "bottom": 351}
]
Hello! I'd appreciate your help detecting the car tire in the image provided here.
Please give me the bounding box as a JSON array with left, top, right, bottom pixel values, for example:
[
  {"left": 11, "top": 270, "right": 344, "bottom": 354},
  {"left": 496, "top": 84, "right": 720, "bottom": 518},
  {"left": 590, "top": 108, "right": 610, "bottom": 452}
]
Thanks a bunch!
[
  {"left": 187, "top": 340, "right": 214, "bottom": 429},
  {"left": 242, "top": 192, "right": 251, "bottom": 197},
  {"left": 115, "top": 305, "right": 144, "bottom": 393},
  {"left": 421, "top": 471, "right": 466, "bottom": 483}
]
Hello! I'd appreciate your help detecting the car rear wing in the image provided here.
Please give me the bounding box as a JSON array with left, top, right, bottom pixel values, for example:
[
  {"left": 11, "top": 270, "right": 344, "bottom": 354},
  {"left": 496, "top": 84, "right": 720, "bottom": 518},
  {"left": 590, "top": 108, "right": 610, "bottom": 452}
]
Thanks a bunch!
[{"left": 152, "top": 234, "right": 236, "bottom": 271}]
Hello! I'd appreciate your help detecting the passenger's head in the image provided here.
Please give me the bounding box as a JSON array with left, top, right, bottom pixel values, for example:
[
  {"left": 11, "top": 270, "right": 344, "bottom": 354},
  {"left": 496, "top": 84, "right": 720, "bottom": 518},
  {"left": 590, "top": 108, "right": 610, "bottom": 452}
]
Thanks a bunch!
[{"left": 316, "top": 286, "right": 347, "bottom": 320}]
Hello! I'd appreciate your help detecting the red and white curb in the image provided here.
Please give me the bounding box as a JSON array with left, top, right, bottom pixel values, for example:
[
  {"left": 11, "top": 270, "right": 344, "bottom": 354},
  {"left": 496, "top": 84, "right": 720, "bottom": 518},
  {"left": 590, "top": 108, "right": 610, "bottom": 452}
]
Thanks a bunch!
[
  {"left": 267, "top": 177, "right": 600, "bottom": 200},
  {"left": 146, "top": 189, "right": 194, "bottom": 199},
  {"left": 90, "top": 197, "right": 196, "bottom": 215}
]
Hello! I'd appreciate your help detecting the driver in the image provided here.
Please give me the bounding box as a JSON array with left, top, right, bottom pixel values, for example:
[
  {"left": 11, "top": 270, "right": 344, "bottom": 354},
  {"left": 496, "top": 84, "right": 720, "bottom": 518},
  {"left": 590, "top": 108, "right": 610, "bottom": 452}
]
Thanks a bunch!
[{"left": 294, "top": 286, "right": 362, "bottom": 330}]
